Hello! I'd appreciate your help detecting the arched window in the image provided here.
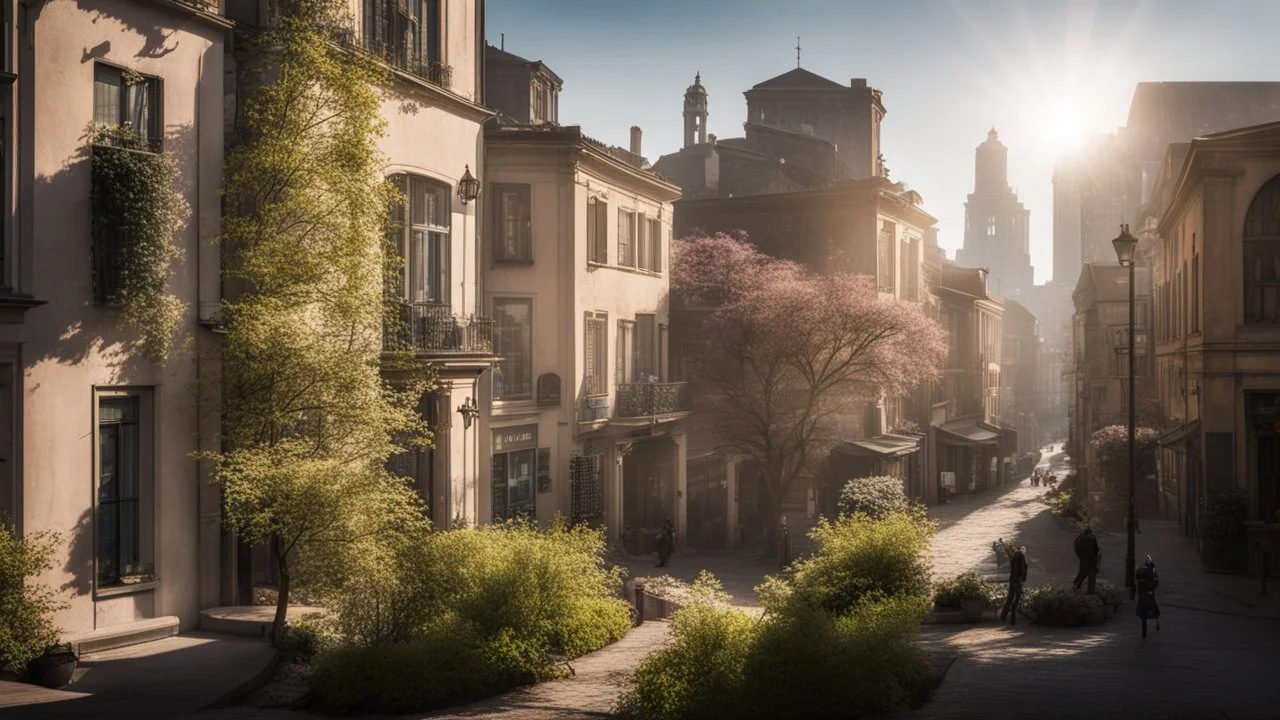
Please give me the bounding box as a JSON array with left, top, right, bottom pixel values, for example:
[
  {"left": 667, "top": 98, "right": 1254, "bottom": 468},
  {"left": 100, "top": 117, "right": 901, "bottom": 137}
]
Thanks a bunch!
[
  {"left": 1243, "top": 174, "right": 1280, "bottom": 323},
  {"left": 388, "top": 173, "right": 450, "bottom": 306}
]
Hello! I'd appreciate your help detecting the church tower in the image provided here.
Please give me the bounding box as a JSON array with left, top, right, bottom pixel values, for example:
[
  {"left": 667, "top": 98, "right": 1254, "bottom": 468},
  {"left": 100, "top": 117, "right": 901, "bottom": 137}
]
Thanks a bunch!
[
  {"left": 957, "top": 128, "right": 1034, "bottom": 297},
  {"left": 683, "top": 73, "right": 708, "bottom": 148}
]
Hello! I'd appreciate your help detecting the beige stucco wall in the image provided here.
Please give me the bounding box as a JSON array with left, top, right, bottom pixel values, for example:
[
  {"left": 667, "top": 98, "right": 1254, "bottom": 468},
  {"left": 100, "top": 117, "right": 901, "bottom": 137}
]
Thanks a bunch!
[{"left": 13, "top": 1, "right": 226, "bottom": 634}]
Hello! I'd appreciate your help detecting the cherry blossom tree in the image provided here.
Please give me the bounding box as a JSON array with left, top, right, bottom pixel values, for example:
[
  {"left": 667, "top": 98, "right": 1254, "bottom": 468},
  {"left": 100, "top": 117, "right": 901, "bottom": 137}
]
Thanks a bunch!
[{"left": 674, "top": 234, "right": 947, "bottom": 547}]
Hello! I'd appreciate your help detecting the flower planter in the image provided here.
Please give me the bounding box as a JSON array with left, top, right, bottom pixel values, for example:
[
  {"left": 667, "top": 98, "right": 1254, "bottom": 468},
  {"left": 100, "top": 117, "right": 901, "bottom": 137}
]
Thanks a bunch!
[
  {"left": 960, "top": 599, "right": 986, "bottom": 623},
  {"left": 27, "top": 651, "right": 78, "bottom": 689}
]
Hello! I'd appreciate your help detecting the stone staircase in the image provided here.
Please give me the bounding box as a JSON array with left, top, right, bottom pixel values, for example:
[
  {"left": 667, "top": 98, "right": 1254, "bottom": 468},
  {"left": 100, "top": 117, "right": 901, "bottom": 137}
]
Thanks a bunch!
[{"left": 63, "top": 616, "right": 180, "bottom": 656}]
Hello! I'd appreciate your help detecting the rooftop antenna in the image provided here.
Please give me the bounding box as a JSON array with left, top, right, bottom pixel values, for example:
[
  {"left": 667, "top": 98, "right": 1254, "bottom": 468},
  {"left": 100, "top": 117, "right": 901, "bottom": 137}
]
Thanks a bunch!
[
  {"left": 796, "top": 36, "right": 802, "bottom": 68},
  {"left": 500, "top": 33, "right": 504, "bottom": 51}
]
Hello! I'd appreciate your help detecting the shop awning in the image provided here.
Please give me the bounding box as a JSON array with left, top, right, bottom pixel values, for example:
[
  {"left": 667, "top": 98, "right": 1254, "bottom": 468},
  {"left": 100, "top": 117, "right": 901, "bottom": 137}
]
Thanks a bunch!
[
  {"left": 834, "top": 433, "right": 921, "bottom": 459},
  {"left": 937, "top": 418, "right": 1001, "bottom": 445},
  {"left": 1158, "top": 420, "right": 1200, "bottom": 447}
]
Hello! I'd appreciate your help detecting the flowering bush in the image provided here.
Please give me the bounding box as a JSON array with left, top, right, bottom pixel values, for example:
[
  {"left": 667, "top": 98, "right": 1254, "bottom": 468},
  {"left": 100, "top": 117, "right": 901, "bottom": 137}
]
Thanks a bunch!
[
  {"left": 1090, "top": 425, "right": 1158, "bottom": 493},
  {"left": 837, "top": 475, "right": 909, "bottom": 519}
]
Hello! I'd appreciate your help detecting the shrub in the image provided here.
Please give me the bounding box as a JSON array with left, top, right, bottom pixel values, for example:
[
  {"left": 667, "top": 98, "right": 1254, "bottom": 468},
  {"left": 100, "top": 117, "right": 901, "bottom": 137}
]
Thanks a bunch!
[
  {"left": 1095, "top": 582, "right": 1124, "bottom": 610},
  {"left": 933, "top": 571, "right": 990, "bottom": 607},
  {"left": 787, "top": 511, "right": 934, "bottom": 615},
  {"left": 614, "top": 576, "right": 757, "bottom": 720},
  {"left": 318, "top": 519, "right": 633, "bottom": 713},
  {"left": 0, "top": 520, "right": 65, "bottom": 674},
  {"left": 744, "top": 595, "right": 930, "bottom": 720},
  {"left": 837, "top": 475, "right": 909, "bottom": 519},
  {"left": 1022, "top": 585, "right": 1104, "bottom": 626},
  {"left": 1047, "top": 487, "right": 1087, "bottom": 521},
  {"left": 1203, "top": 487, "right": 1249, "bottom": 542},
  {"left": 311, "top": 619, "right": 500, "bottom": 715}
]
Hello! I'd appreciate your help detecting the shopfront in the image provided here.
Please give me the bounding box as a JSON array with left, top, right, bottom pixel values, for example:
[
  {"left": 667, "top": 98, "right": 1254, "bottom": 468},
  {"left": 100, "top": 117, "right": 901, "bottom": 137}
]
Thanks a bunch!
[{"left": 491, "top": 424, "right": 539, "bottom": 521}]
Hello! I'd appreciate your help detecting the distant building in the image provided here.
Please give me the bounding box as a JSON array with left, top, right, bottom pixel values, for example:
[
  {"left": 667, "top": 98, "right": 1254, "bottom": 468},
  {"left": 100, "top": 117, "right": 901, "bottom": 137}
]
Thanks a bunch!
[
  {"left": 653, "top": 69, "right": 886, "bottom": 199},
  {"left": 1002, "top": 300, "right": 1041, "bottom": 459},
  {"left": 956, "top": 129, "right": 1034, "bottom": 298},
  {"left": 1022, "top": 282, "right": 1073, "bottom": 443},
  {"left": 484, "top": 43, "right": 562, "bottom": 126}
]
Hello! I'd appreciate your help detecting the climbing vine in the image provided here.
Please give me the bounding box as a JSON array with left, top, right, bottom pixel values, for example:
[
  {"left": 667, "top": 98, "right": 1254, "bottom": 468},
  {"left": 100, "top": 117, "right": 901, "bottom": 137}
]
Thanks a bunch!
[{"left": 91, "top": 124, "right": 188, "bottom": 361}]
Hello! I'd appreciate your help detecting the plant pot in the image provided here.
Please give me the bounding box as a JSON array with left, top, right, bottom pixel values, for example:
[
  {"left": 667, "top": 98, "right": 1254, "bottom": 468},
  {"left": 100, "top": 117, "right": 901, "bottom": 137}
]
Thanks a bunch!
[
  {"left": 1203, "top": 537, "right": 1248, "bottom": 574},
  {"left": 960, "top": 599, "right": 986, "bottom": 623},
  {"left": 27, "top": 651, "right": 78, "bottom": 689}
]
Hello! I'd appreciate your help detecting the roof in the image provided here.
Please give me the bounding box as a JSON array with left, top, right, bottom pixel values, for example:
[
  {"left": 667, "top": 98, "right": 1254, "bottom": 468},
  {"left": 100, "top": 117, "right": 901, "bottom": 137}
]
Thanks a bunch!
[
  {"left": 1072, "top": 263, "right": 1152, "bottom": 307},
  {"left": 834, "top": 433, "right": 921, "bottom": 460},
  {"left": 938, "top": 418, "right": 1000, "bottom": 445},
  {"left": 484, "top": 44, "right": 564, "bottom": 86},
  {"left": 750, "top": 67, "right": 845, "bottom": 91},
  {"left": 1160, "top": 119, "right": 1280, "bottom": 231}
]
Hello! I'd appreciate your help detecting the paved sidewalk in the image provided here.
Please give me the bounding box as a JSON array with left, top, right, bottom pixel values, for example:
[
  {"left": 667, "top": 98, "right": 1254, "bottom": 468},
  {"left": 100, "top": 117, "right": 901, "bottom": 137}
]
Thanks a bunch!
[{"left": 0, "top": 632, "right": 275, "bottom": 719}]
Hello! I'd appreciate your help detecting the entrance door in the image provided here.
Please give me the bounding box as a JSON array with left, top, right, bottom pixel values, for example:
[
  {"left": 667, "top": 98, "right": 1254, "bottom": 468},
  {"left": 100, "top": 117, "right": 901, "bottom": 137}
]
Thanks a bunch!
[
  {"left": 622, "top": 438, "right": 675, "bottom": 554},
  {"left": 1257, "top": 420, "right": 1280, "bottom": 523}
]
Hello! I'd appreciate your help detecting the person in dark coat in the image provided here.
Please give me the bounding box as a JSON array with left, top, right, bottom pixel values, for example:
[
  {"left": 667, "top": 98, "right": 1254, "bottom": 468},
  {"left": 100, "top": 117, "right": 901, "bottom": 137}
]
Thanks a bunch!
[
  {"left": 656, "top": 518, "right": 675, "bottom": 568},
  {"left": 1136, "top": 554, "right": 1161, "bottom": 638},
  {"left": 1073, "top": 527, "right": 1100, "bottom": 594},
  {"left": 1000, "top": 545, "right": 1029, "bottom": 625}
]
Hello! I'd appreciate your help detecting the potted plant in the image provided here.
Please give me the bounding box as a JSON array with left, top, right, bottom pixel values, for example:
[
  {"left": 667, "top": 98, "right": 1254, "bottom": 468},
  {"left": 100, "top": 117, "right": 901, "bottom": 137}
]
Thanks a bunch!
[
  {"left": 1203, "top": 487, "right": 1249, "bottom": 574},
  {"left": 26, "top": 643, "right": 78, "bottom": 689},
  {"left": 949, "top": 572, "right": 990, "bottom": 623}
]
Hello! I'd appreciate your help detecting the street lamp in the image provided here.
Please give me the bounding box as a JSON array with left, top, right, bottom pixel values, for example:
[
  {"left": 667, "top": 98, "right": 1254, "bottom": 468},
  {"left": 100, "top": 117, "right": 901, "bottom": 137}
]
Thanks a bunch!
[
  {"left": 1112, "top": 223, "right": 1138, "bottom": 600},
  {"left": 457, "top": 165, "right": 480, "bottom": 206}
]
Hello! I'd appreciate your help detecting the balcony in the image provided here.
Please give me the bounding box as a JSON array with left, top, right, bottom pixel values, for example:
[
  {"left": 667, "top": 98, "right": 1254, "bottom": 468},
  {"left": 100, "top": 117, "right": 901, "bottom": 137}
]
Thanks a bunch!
[
  {"left": 331, "top": 28, "right": 452, "bottom": 91},
  {"left": 615, "top": 382, "right": 692, "bottom": 418},
  {"left": 384, "top": 302, "right": 493, "bottom": 355},
  {"left": 170, "top": 0, "right": 222, "bottom": 13}
]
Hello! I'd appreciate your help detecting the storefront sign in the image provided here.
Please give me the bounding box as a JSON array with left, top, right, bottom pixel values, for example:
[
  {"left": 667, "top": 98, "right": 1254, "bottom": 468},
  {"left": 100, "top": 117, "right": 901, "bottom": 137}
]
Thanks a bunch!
[
  {"left": 493, "top": 424, "right": 538, "bottom": 453},
  {"left": 537, "top": 373, "right": 561, "bottom": 406}
]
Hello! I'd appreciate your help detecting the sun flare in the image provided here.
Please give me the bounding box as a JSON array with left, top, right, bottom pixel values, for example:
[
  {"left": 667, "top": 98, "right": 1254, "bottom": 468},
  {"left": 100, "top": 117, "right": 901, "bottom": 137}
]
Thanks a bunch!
[{"left": 1039, "top": 101, "right": 1090, "bottom": 154}]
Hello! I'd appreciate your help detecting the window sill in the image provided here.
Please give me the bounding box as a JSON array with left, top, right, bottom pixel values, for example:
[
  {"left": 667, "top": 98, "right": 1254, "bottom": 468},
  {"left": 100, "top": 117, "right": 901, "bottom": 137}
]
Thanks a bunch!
[
  {"left": 95, "top": 578, "right": 159, "bottom": 600},
  {"left": 586, "top": 262, "right": 662, "bottom": 278}
]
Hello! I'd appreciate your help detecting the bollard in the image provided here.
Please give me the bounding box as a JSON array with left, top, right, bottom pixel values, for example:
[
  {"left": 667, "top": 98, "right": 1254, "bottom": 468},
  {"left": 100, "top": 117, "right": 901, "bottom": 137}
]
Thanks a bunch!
[{"left": 634, "top": 583, "right": 646, "bottom": 625}]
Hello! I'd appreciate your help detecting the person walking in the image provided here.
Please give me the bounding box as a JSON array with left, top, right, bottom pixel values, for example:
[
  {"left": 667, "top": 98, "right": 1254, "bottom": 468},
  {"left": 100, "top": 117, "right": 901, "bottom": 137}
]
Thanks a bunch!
[
  {"left": 656, "top": 518, "right": 676, "bottom": 568},
  {"left": 1000, "top": 545, "right": 1029, "bottom": 626},
  {"left": 1073, "top": 526, "right": 1101, "bottom": 594},
  {"left": 1136, "top": 554, "right": 1161, "bottom": 638}
]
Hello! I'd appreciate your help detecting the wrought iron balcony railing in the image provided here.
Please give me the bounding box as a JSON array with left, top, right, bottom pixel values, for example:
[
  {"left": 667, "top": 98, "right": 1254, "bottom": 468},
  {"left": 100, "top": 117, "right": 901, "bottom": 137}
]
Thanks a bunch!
[
  {"left": 384, "top": 302, "right": 494, "bottom": 355},
  {"left": 615, "top": 382, "right": 692, "bottom": 418},
  {"left": 330, "top": 28, "right": 453, "bottom": 91},
  {"left": 169, "top": 0, "right": 223, "bottom": 14}
]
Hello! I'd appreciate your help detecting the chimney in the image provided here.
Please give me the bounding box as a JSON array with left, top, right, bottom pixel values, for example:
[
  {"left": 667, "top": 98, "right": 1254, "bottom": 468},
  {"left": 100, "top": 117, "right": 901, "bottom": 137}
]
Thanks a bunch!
[{"left": 630, "top": 126, "right": 642, "bottom": 157}]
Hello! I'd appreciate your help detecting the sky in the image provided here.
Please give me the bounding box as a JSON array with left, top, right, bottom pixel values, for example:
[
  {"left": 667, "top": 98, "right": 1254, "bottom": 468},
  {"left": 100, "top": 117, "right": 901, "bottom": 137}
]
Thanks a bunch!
[{"left": 485, "top": 0, "right": 1280, "bottom": 285}]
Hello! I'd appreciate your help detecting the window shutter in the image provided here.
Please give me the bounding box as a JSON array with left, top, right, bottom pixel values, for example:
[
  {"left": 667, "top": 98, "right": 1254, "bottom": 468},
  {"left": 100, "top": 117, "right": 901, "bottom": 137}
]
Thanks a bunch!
[
  {"left": 596, "top": 202, "right": 608, "bottom": 263},
  {"left": 586, "top": 199, "right": 597, "bottom": 263},
  {"left": 584, "top": 313, "right": 595, "bottom": 394},
  {"left": 652, "top": 219, "right": 663, "bottom": 273}
]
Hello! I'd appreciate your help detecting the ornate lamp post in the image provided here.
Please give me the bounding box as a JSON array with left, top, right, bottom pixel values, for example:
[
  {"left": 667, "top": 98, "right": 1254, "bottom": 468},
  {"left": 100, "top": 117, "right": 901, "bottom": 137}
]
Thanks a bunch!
[{"left": 1112, "top": 224, "right": 1139, "bottom": 600}]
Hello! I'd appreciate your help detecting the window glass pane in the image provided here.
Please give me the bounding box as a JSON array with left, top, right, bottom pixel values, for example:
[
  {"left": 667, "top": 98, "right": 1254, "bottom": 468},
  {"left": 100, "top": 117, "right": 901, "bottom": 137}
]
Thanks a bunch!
[
  {"left": 491, "top": 453, "right": 508, "bottom": 521},
  {"left": 127, "top": 80, "right": 151, "bottom": 139},
  {"left": 425, "top": 183, "right": 449, "bottom": 228},
  {"left": 428, "top": 231, "right": 445, "bottom": 304},
  {"left": 120, "top": 421, "right": 139, "bottom": 499},
  {"left": 409, "top": 229, "right": 428, "bottom": 303},
  {"left": 495, "top": 300, "right": 532, "bottom": 399},
  {"left": 508, "top": 449, "right": 534, "bottom": 510},
  {"left": 97, "top": 506, "right": 118, "bottom": 583},
  {"left": 99, "top": 424, "right": 118, "bottom": 502},
  {"left": 411, "top": 176, "right": 427, "bottom": 226},
  {"left": 120, "top": 500, "right": 140, "bottom": 573},
  {"left": 94, "top": 65, "right": 122, "bottom": 127}
]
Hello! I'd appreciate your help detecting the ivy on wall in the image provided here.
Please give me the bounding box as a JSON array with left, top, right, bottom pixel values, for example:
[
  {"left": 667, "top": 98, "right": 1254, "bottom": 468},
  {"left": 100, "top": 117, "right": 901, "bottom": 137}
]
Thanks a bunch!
[{"left": 91, "top": 124, "right": 188, "bottom": 361}]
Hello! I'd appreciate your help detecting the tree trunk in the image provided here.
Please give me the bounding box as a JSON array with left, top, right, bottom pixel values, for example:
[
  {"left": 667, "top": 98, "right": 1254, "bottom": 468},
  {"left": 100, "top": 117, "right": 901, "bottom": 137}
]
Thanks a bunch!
[
  {"left": 270, "top": 548, "right": 290, "bottom": 648},
  {"left": 761, "top": 487, "right": 780, "bottom": 559}
]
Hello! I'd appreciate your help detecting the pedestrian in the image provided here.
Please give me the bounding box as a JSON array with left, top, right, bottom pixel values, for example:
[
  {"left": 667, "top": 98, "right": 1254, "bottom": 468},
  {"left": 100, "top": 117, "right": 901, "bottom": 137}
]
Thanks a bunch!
[
  {"left": 656, "top": 518, "right": 675, "bottom": 568},
  {"left": 1072, "top": 526, "right": 1101, "bottom": 594},
  {"left": 1031, "top": 471, "right": 1039, "bottom": 488},
  {"left": 1000, "top": 545, "right": 1029, "bottom": 626},
  {"left": 1136, "top": 554, "right": 1161, "bottom": 638}
]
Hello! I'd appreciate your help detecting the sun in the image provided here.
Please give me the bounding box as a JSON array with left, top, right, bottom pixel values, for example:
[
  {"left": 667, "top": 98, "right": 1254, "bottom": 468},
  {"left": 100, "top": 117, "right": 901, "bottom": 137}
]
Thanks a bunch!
[{"left": 1039, "top": 101, "right": 1090, "bottom": 155}]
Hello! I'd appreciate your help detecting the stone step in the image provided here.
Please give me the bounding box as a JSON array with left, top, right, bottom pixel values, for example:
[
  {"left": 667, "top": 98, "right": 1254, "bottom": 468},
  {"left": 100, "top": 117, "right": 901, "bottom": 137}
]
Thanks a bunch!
[
  {"left": 199, "top": 605, "right": 326, "bottom": 639},
  {"left": 64, "top": 616, "right": 180, "bottom": 656}
]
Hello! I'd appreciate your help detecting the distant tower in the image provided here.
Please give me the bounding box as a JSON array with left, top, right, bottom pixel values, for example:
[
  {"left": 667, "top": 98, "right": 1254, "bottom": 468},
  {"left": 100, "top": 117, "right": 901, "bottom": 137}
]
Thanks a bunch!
[
  {"left": 683, "top": 72, "right": 708, "bottom": 148},
  {"left": 958, "top": 127, "right": 1034, "bottom": 297}
]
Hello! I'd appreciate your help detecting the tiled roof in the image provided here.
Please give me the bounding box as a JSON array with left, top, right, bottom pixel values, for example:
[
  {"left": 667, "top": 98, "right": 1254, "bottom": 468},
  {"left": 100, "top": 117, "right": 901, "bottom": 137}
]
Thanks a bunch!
[{"left": 750, "top": 67, "right": 845, "bottom": 91}]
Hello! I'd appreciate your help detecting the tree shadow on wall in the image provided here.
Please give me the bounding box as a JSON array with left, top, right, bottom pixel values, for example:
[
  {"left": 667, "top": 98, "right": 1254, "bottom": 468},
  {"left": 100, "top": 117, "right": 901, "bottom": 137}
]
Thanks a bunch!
[
  {"left": 29, "top": 119, "right": 198, "bottom": 376},
  {"left": 75, "top": 0, "right": 183, "bottom": 59},
  {"left": 60, "top": 507, "right": 94, "bottom": 599}
]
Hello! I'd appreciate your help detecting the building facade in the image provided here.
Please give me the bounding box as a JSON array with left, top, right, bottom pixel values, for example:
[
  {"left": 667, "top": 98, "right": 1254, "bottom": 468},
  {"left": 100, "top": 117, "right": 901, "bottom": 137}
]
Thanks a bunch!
[
  {"left": 1147, "top": 122, "right": 1280, "bottom": 546},
  {"left": 956, "top": 129, "right": 1033, "bottom": 298},
  {"left": 5, "top": 0, "right": 230, "bottom": 637},
  {"left": 1002, "top": 299, "right": 1041, "bottom": 458},
  {"left": 481, "top": 124, "right": 685, "bottom": 553}
]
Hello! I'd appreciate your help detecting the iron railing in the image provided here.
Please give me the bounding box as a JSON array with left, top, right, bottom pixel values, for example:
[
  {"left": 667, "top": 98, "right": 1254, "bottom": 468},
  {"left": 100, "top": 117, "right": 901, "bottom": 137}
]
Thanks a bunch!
[
  {"left": 615, "top": 382, "right": 691, "bottom": 418},
  {"left": 331, "top": 27, "right": 453, "bottom": 91},
  {"left": 169, "top": 0, "right": 223, "bottom": 14},
  {"left": 384, "top": 302, "right": 494, "bottom": 354}
]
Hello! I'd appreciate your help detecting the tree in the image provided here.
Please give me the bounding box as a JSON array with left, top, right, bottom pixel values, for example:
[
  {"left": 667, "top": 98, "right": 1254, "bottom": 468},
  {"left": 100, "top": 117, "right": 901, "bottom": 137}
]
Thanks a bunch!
[
  {"left": 674, "top": 234, "right": 946, "bottom": 550},
  {"left": 1090, "top": 425, "right": 1159, "bottom": 511},
  {"left": 208, "top": 0, "right": 432, "bottom": 644}
]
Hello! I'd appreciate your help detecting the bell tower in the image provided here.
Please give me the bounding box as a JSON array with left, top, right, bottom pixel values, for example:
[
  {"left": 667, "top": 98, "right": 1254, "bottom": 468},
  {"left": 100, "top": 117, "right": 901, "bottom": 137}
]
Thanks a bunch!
[{"left": 683, "top": 72, "right": 708, "bottom": 148}]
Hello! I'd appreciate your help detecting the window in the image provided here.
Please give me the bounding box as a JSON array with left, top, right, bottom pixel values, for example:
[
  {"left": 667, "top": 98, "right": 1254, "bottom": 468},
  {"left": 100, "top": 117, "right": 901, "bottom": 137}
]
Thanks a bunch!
[
  {"left": 634, "top": 314, "right": 656, "bottom": 381},
  {"left": 637, "top": 214, "right": 650, "bottom": 271},
  {"left": 493, "top": 185, "right": 532, "bottom": 263},
  {"left": 647, "top": 217, "right": 663, "bottom": 272},
  {"left": 389, "top": 174, "right": 450, "bottom": 304},
  {"left": 878, "top": 220, "right": 895, "bottom": 293},
  {"left": 587, "top": 198, "right": 608, "bottom": 264},
  {"left": 93, "top": 64, "right": 161, "bottom": 149},
  {"left": 97, "top": 393, "right": 153, "bottom": 587},
  {"left": 493, "top": 299, "right": 532, "bottom": 401},
  {"left": 986, "top": 216, "right": 996, "bottom": 238},
  {"left": 616, "top": 320, "right": 633, "bottom": 385},
  {"left": 1192, "top": 254, "right": 1200, "bottom": 332},
  {"left": 618, "top": 209, "right": 637, "bottom": 267},
  {"left": 1244, "top": 175, "right": 1280, "bottom": 324},
  {"left": 585, "top": 312, "right": 608, "bottom": 395},
  {"left": 904, "top": 236, "right": 920, "bottom": 301},
  {"left": 361, "top": 0, "right": 445, "bottom": 84},
  {"left": 491, "top": 448, "right": 535, "bottom": 522}
]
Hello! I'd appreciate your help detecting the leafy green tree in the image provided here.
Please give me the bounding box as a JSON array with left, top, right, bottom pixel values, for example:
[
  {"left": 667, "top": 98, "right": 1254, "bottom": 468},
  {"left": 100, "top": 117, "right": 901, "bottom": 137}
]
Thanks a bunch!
[{"left": 209, "top": 0, "right": 432, "bottom": 644}]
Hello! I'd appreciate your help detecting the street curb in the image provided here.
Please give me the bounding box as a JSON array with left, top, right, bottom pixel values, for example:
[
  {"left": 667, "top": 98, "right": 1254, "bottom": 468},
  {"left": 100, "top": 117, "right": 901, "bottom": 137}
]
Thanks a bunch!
[
  {"left": 1158, "top": 602, "right": 1280, "bottom": 622},
  {"left": 203, "top": 649, "right": 282, "bottom": 710}
]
